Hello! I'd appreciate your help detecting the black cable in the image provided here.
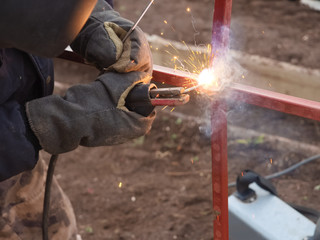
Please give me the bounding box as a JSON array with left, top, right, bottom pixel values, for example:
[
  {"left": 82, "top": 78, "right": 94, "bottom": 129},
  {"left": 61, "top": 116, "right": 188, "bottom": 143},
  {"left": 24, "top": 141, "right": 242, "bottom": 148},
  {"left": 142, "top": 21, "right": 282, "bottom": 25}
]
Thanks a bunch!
[
  {"left": 42, "top": 154, "right": 59, "bottom": 240},
  {"left": 313, "top": 218, "right": 320, "bottom": 240},
  {"left": 228, "top": 154, "right": 320, "bottom": 188},
  {"left": 289, "top": 203, "right": 320, "bottom": 220}
]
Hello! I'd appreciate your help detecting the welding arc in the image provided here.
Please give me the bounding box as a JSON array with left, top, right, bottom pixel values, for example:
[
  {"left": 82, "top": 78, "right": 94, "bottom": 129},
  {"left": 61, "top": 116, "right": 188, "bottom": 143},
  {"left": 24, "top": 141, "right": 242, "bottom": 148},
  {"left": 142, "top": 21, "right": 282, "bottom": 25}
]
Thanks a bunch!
[{"left": 122, "top": 0, "right": 155, "bottom": 43}]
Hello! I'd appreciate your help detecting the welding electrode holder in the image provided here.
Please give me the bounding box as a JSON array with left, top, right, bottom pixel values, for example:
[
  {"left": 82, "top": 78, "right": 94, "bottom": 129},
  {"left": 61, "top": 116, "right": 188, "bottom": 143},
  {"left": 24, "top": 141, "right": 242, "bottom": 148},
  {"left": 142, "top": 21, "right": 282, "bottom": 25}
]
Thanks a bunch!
[
  {"left": 125, "top": 84, "right": 190, "bottom": 116},
  {"left": 125, "top": 83, "right": 156, "bottom": 116}
]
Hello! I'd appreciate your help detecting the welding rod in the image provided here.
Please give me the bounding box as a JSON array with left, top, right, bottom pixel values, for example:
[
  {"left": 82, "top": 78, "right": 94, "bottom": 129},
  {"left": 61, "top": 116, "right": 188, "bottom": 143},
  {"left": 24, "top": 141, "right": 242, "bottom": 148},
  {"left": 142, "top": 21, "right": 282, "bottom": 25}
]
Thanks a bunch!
[
  {"left": 122, "top": 0, "right": 155, "bottom": 43},
  {"left": 183, "top": 84, "right": 202, "bottom": 93}
]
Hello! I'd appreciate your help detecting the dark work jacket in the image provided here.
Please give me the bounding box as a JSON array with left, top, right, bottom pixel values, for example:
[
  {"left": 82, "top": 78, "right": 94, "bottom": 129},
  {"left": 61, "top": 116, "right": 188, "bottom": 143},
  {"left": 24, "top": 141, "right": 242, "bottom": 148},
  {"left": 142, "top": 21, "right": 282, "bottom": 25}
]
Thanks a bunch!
[
  {"left": 0, "top": 0, "right": 113, "bottom": 181},
  {"left": 0, "top": 48, "right": 54, "bottom": 181}
]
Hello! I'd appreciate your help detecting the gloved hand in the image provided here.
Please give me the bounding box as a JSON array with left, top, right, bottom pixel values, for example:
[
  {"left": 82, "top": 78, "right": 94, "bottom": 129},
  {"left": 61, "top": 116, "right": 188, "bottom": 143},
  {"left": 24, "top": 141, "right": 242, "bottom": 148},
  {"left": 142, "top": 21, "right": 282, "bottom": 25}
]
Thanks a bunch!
[
  {"left": 70, "top": 0, "right": 152, "bottom": 73},
  {"left": 25, "top": 71, "right": 155, "bottom": 155}
]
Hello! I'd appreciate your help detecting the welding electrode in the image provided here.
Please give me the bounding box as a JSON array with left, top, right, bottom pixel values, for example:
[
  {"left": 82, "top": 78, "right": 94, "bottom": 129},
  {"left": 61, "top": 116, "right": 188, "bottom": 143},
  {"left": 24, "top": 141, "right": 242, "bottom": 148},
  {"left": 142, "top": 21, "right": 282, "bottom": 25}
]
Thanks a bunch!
[
  {"left": 183, "top": 84, "right": 201, "bottom": 93},
  {"left": 122, "top": 0, "right": 155, "bottom": 43}
]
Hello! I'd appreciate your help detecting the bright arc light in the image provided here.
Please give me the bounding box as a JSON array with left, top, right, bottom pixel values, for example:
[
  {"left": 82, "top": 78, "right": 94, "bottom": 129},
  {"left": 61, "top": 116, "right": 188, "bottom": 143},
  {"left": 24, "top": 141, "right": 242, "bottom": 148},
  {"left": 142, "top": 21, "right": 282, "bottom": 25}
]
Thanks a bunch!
[{"left": 197, "top": 68, "right": 219, "bottom": 90}]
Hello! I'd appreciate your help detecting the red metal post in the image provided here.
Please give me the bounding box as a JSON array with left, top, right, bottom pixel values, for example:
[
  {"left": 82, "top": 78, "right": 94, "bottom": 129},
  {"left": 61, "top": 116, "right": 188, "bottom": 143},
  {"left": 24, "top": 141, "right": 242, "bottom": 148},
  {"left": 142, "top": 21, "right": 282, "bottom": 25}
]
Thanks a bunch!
[
  {"left": 211, "top": 99, "right": 228, "bottom": 240},
  {"left": 211, "top": 0, "right": 233, "bottom": 238}
]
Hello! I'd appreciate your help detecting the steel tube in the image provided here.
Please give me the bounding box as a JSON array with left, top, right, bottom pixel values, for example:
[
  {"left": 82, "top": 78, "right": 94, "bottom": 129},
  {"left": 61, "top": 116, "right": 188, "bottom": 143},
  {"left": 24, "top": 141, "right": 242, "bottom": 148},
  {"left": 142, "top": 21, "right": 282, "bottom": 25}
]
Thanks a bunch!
[
  {"left": 210, "top": 0, "right": 233, "bottom": 236},
  {"left": 151, "top": 66, "right": 320, "bottom": 121},
  {"left": 211, "top": 100, "right": 228, "bottom": 240},
  {"left": 230, "top": 83, "right": 320, "bottom": 121}
]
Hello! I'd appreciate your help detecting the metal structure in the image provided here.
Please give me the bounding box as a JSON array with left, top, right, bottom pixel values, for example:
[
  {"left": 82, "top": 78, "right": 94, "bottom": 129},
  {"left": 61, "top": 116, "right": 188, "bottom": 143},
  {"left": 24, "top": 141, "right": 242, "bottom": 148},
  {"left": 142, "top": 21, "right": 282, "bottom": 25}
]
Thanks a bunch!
[
  {"left": 59, "top": 0, "right": 320, "bottom": 239},
  {"left": 152, "top": 65, "right": 320, "bottom": 240},
  {"left": 154, "top": 0, "right": 320, "bottom": 238}
]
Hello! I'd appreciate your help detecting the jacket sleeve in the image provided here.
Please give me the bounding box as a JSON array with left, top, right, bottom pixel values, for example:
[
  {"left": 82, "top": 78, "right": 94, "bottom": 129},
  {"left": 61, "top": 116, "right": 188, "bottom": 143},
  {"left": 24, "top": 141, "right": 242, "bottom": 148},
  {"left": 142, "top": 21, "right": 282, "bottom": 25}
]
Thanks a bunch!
[
  {"left": 26, "top": 72, "right": 155, "bottom": 155},
  {"left": 0, "top": 0, "right": 97, "bottom": 57},
  {"left": 0, "top": 100, "right": 40, "bottom": 181}
]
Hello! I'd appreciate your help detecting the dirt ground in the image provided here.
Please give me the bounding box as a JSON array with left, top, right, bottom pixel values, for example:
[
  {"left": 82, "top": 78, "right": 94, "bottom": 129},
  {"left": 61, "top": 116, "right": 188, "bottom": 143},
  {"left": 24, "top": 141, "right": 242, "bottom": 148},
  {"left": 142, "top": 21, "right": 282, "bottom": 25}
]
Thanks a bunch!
[{"left": 49, "top": 0, "right": 320, "bottom": 239}]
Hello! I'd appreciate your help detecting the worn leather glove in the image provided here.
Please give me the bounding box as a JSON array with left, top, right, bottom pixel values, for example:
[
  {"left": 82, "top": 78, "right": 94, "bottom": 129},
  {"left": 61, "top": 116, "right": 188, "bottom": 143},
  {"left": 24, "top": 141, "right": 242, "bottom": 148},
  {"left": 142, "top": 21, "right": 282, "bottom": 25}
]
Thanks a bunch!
[
  {"left": 26, "top": 72, "right": 155, "bottom": 155},
  {"left": 70, "top": 0, "right": 152, "bottom": 73}
]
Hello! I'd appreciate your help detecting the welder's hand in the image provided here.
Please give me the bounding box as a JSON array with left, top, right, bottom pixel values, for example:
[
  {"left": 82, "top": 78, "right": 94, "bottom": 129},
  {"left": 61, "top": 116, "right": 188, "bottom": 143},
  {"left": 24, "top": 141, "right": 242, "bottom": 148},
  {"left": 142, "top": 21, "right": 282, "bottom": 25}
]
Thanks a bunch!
[
  {"left": 25, "top": 72, "right": 155, "bottom": 155},
  {"left": 70, "top": 0, "right": 152, "bottom": 74}
]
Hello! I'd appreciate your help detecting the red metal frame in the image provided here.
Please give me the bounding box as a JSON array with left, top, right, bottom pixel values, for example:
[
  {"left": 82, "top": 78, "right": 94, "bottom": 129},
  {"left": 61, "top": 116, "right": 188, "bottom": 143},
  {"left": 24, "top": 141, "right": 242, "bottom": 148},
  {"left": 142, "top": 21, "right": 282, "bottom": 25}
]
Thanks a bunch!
[
  {"left": 151, "top": 66, "right": 320, "bottom": 240},
  {"left": 59, "top": 49, "right": 320, "bottom": 238}
]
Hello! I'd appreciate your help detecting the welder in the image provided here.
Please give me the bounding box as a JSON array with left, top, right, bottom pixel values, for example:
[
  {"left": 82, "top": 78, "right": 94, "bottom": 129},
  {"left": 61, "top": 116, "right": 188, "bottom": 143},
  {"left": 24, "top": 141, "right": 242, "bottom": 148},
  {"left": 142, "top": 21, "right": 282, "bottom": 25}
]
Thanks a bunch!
[{"left": 0, "top": 0, "right": 155, "bottom": 239}]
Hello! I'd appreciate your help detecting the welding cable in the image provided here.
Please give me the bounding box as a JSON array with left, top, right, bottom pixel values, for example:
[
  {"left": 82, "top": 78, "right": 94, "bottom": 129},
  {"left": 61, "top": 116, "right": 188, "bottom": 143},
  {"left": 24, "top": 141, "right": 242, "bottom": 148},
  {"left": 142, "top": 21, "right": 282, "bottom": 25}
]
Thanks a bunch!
[
  {"left": 314, "top": 218, "right": 320, "bottom": 240},
  {"left": 289, "top": 203, "right": 320, "bottom": 220},
  {"left": 42, "top": 154, "right": 59, "bottom": 240},
  {"left": 228, "top": 153, "right": 320, "bottom": 188}
]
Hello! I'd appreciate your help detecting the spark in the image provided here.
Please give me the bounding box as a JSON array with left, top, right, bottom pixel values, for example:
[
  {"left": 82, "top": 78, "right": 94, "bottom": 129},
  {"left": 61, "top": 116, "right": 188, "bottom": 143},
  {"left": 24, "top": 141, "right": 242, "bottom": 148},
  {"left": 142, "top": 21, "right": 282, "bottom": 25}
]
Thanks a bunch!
[
  {"left": 164, "top": 50, "right": 174, "bottom": 56},
  {"left": 170, "top": 107, "right": 175, "bottom": 112},
  {"left": 241, "top": 75, "right": 245, "bottom": 79},
  {"left": 270, "top": 158, "right": 273, "bottom": 164},
  {"left": 164, "top": 20, "right": 168, "bottom": 24},
  {"left": 241, "top": 172, "right": 244, "bottom": 177},
  {"left": 186, "top": 7, "right": 191, "bottom": 12},
  {"left": 162, "top": 105, "right": 168, "bottom": 110},
  {"left": 169, "top": 43, "right": 179, "bottom": 53},
  {"left": 118, "top": 182, "right": 122, "bottom": 188},
  {"left": 161, "top": 32, "right": 164, "bottom": 36},
  {"left": 162, "top": 36, "right": 226, "bottom": 95}
]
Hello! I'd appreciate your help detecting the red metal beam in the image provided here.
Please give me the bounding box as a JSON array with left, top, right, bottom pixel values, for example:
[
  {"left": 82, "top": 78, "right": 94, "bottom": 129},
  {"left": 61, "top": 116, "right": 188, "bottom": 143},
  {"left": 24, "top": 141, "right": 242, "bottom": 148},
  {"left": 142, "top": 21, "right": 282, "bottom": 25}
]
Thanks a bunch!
[
  {"left": 152, "top": 66, "right": 320, "bottom": 121},
  {"left": 152, "top": 65, "right": 197, "bottom": 87},
  {"left": 230, "top": 83, "right": 320, "bottom": 121}
]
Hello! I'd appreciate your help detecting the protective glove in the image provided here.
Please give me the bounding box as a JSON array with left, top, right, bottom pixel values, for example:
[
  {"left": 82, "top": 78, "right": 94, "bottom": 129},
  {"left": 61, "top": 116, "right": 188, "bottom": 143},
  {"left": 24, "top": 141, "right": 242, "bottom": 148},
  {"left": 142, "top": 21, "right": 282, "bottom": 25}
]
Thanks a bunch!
[
  {"left": 25, "top": 71, "right": 155, "bottom": 155},
  {"left": 70, "top": 0, "right": 152, "bottom": 73}
]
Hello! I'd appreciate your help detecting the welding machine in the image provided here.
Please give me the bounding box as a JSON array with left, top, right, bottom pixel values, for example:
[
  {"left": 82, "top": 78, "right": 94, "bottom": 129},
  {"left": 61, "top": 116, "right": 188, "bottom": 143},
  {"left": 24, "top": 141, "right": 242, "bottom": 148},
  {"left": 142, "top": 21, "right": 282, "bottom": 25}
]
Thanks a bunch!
[{"left": 228, "top": 171, "right": 317, "bottom": 240}]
